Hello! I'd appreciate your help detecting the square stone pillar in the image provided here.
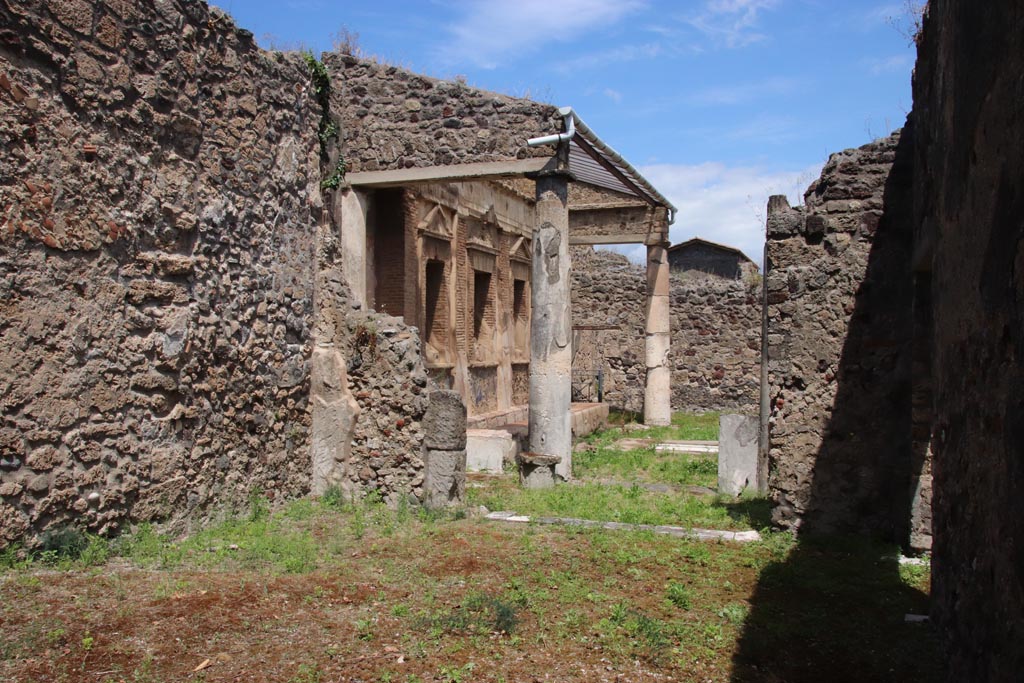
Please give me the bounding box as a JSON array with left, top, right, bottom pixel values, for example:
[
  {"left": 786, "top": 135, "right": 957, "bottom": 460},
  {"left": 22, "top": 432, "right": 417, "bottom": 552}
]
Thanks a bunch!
[
  {"left": 644, "top": 241, "right": 672, "bottom": 426},
  {"left": 337, "top": 188, "right": 368, "bottom": 309},
  {"left": 529, "top": 173, "right": 573, "bottom": 479}
]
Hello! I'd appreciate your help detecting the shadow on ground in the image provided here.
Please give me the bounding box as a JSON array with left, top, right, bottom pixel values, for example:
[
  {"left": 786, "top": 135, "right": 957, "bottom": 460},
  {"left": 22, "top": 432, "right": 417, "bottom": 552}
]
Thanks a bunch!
[
  {"left": 731, "top": 535, "right": 940, "bottom": 682},
  {"left": 715, "top": 497, "right": 774, "bottom": 529}
]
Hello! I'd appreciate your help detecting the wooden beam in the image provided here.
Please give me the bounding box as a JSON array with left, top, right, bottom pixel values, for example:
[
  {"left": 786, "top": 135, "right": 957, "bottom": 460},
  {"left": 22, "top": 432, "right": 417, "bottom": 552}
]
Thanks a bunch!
[
  {"left": 570, "top": 201, "right": 649, "bottom": 211},
  {"left": 569, "top": 233, "right": 649, "bottom": 245},
  {"left": 346, "top": 157, "right": 556, "bottom": 188}
]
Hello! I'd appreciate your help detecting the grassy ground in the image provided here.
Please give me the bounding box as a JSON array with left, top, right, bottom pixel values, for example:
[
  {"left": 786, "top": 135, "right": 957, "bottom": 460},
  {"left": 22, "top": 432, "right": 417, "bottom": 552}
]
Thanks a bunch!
[
  {"left": 466, "top": 477, "right": 771, "bottom": 531},
  {"left": 0, "top": 413, "right": 940, "bottom": 682},
  {"left": 574, "top": 412, "right": 721, "bottom": 489},
  {"left": 0, "top": 495, "right": 938, "bottom": 683},
  {"left": 469, "top": 411, "right": 771, "bottom": 531}
]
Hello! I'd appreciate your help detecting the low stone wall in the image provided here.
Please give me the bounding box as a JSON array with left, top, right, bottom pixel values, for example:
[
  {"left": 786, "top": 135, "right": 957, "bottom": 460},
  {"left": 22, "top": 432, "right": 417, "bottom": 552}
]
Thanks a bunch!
[{"left": 570, "top": 248, "right": 760, "bottom": 415}]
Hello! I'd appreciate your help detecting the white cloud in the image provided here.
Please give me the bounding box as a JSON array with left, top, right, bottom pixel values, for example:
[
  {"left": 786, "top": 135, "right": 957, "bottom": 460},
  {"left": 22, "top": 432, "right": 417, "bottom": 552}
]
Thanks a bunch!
[
  {"left": 555, "top": 42, "right": 664, "bottom": 73},
  {"left": 864, "top": 54, "right": 912, "bottom": 75},
  {"left": 437, "top": 0, "right": 646, "bottom": 69},
  {"left": 686, "top": 0, "right": 780, "bottom": 49},
  {"left": 723, "top": 114, "right": 802, "bottom": 144},
  {"left": 688, "top": 76, "right": 798, "bottom": 106},
  {"left": 603, "top": 88, "right": 623, "bottom": 103},
  {"left": 612, "top": 160, "right": 822, "bottom": 267}
]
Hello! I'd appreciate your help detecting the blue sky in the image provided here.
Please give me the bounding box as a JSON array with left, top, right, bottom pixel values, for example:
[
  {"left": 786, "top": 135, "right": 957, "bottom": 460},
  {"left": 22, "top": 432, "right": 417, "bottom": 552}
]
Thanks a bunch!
[{"left": 216, "top": 0, "right": 918, "bottom": 265}]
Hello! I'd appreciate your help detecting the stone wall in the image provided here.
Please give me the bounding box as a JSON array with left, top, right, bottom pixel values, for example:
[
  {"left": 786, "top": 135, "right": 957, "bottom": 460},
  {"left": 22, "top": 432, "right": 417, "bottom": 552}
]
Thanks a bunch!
[
  {"left": 911, "top": 1, "right": 1024, "bottom": 678},
  {"left": 571, "top": 248, "right": 760, "bottom": 415},
  {"left": 0, "top": 0, "right": 430, "bottom": 546},
  {"left": 763, "top": 132, "right": 918, "bottom": 540},
  {"left": 325, "top": 54, "right": 559, "bottom": 173}
]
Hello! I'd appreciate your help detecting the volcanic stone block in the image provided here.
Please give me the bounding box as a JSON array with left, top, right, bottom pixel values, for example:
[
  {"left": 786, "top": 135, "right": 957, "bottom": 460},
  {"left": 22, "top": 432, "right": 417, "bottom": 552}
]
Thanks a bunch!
[
  {"left": 424, "top": 448, "right": 466, "bottom": 508},
  {"left": 718, "top": 414, "right": 759, "bottom": 496},
  {"left": 422, "top": 390, "right": 467, "bottom": 450}
]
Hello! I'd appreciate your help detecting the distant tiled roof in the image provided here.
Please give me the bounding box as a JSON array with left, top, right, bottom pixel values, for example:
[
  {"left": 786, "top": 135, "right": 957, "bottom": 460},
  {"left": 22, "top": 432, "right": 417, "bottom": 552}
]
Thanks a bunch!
[{"left": 668, "top": 237, "right": 755, "bottom": 264}]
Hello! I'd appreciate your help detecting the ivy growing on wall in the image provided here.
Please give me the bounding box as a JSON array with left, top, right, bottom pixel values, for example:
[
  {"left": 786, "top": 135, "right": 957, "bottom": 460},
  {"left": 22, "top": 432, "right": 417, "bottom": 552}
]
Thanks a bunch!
[{"left": 302, "top": 51, "right": 345, "bottom": 187}]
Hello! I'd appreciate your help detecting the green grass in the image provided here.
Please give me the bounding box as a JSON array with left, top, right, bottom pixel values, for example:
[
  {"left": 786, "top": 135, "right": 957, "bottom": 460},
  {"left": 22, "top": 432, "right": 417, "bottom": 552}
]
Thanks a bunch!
[
  {"left": 467, "top": 477, "right": 771, "bottom": 531},
  {"left": 149, "top": 492, "right": 436, "bottom": 573},
  {"left": 574, "top": 444, "right": 719, "bottom": 488},
  {"left": 0, "top": 410, "right": 936, "bottom": 682},
  {"left": 602, "top": 410, "right": 720, "bottom": 442},
  {"left": 574, "top": 411, "right": 723, "bottom": 488}
]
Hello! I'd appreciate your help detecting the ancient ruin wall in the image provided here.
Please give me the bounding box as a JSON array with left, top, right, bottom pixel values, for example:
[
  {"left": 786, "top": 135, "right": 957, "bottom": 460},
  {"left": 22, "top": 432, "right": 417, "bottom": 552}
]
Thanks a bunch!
[
  {"left": 571, "top": 248, "right": 760, "bottom": 414},
  {"left": 0, "top": 0, "right": 430, "bottom": 546},
  {"left": 763, "top": 131, "right": 919, "bottom": 540},
  {"left": 912, "top": 1, "right": 1024, "bottom": 678},
  {"left": 325, "top": 54, "right": 560, "bottom": 173}
]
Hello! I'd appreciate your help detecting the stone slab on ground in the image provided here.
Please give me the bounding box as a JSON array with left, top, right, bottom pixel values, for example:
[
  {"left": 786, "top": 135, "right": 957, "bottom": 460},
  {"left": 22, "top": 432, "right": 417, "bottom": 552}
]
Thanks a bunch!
[
  {"left": 484, "top": 511, "right": 761, "bottom": 543},
  {"left": 654, "top": 440, "right": 719, "bottom": 454},
  {"left": 718, "top": 414, "right": 758, "bottom": 496},
  {"left": 466, "top": 429, "right": 518, "bottom": 473}
]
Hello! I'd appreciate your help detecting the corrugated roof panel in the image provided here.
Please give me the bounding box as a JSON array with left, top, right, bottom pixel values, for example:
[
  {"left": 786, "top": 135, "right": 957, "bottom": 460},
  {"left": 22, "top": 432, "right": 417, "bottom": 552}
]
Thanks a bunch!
[
  {"left": 568, "top": 139, "right": 662, "bottom": 205},
  {"left": 568, "top": 143, "right": 636, "bottom": 196}
]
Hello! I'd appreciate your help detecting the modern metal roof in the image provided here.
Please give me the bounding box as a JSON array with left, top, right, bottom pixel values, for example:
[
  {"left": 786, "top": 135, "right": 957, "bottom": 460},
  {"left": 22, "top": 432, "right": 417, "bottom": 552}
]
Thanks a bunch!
[{"left": 565, "top": 110, "right": 677, "bottom": 221}]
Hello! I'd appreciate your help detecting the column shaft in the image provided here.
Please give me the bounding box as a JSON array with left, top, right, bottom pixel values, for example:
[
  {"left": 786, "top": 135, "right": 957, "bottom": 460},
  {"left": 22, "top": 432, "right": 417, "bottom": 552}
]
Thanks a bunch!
[
  {"left": 644, "top": 242, "right": 672, "bottom": 426},
  {"left": 529, "top": 174, "right": 573, "bottom": 479}
]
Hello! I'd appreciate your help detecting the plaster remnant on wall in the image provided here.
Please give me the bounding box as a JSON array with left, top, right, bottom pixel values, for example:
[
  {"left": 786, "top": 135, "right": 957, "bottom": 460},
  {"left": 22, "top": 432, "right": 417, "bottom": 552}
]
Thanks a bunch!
[
  {"left": 540, "top": 223, "right": 561, "bottom": 285},
  {"left": 309, "top": 344, "right": 360, "bottom": 496}
]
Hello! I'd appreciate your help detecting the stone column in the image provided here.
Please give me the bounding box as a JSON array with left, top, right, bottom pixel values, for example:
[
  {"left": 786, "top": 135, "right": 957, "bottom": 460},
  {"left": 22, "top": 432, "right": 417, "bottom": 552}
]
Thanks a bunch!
[
  {"left": 422, "top": 391, "right": 467, "bottom": 508},
  {"left": 644, "top": 240, "right": 671, "bottom": 426},
  {"left": 529, "top": 173, "right": 573, "bottom": 479}
]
